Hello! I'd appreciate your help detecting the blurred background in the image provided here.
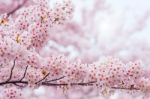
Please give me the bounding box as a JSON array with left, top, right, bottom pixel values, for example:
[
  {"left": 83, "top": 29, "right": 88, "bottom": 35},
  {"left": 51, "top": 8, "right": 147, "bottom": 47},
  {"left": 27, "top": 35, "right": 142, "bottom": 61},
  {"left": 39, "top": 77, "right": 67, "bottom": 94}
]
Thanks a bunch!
[{"left": 1, "top": 0, "right": 150, "bottom": 64}]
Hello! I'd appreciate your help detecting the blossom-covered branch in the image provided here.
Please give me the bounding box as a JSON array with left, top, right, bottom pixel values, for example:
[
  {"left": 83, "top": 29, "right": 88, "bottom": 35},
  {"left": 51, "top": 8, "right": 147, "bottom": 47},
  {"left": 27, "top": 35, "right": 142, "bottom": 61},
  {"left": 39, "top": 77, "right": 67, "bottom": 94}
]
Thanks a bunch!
[
  {"left": 0, "top": 58, "right": 143, "bottom": 90},
  {"left": 7, "top": 0, "right": 28, "bottom": 16}
]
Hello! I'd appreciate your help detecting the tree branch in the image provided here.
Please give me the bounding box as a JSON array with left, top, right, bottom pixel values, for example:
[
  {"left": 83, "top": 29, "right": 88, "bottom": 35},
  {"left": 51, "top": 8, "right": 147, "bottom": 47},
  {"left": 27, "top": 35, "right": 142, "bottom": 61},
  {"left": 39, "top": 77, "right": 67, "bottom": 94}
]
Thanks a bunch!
[
  {"left": 6, "top": 58, "right": 16, "bottom": 82},
  {"left": 35, "top": 73, "right": 50, "bottom": 84},
  {"left": 0, "top": 58, "right": 139, "bottom": 91},
  {"left": 0, "top": 79, "right": 139, "bottom": 91},
  {"left": 45, "top": 76, "right": 65, "bottom": 82},
  {"left": 7, "top": 0, "right": 28, "bottom": 16},
  {"left": 20, "top": 65, "right": 28, "bottom": 81}
]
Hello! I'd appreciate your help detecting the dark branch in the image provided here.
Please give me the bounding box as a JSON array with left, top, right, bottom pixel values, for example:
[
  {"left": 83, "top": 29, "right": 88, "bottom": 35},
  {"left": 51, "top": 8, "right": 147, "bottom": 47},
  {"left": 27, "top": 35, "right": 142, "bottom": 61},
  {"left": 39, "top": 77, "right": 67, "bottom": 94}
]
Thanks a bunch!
[
  {"left": 13, "top": 83, "right": 25, "bottom": 87},
  {"left": 111, "top": 86, "right": 139, "bottom": 90},
  {"left": 0, "top": 79, "right": 140, "bottom": 91},
  {"left": 20, "top": 65, "right": 28, "bottom": 81},
  {"left": 45, "top": 76, "right": 65, "bottom": 82},
  {"left": 0, "top": 81, "right": 27, "bottom": 86},
  {"left": 0, "top": 59, "right": 139, "bottom": 91},
  {"left": 7, "top": 0, "right": 28, "bottom": 16},
  {"left": 35, "top": 73, "right": 50, "bottom": 84},
  {"left": 6, "top": 58, "right": 16, "bottom": 82},
  {"left": 0, "top": 80, "right": 96, "bottom": 87},
  {"left": 42, "top": 81, "right": 96, "bottom": 86}
]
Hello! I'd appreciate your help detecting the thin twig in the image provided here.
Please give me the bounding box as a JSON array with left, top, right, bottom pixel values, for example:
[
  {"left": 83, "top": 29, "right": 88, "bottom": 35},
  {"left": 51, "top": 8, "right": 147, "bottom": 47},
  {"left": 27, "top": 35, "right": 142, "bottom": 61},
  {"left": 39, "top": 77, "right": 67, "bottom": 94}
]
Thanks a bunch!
[
  {"left": 45, "top": 76, "right": 65, "bottom": 82},
  {"left": 6, "top": 58, "right": 16, "bottom": 82},
  {"left": 111, "top": 86, "right": 139, "bottom": 90},
  {"left": 13, "top": 83, "right": 25, "bottom": 87},
  {"left": 0, "top": 79, "right": 140, "bottom": 91},
  {"left": 7, "top": 0, "right": 28, "bottom": 16},
  {"left": 35, "top": 73, "right": 50, "bottom": 84},
  {"left": 42, "top": 81, "right": 97, "bottom": 86},
  {"left": 20, "top": 65, "right": 28, "bottom": 81}
]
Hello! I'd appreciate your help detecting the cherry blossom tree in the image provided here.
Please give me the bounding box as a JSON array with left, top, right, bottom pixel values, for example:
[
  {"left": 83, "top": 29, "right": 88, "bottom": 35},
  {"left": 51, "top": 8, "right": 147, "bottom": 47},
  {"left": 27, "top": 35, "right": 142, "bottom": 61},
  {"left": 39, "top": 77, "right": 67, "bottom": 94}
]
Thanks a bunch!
[{"left": 0, "top": 0, "right": 150, "bottom": 99}]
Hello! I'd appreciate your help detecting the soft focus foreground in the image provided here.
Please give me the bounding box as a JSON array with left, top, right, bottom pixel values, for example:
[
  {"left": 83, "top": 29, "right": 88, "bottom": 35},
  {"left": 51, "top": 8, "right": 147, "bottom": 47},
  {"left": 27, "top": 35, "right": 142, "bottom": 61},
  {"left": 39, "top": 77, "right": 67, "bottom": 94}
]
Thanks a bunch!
[{"left": 0, "top": 0, "right": 150, "bottom": 99}]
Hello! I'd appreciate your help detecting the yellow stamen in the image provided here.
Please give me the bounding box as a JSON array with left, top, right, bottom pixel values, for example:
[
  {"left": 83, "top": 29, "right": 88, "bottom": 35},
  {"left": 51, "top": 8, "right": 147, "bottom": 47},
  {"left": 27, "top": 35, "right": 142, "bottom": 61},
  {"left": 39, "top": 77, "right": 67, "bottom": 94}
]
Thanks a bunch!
[
  {"left": 41, "top": 69, "right": 48, "bottom": 76},
  {"left": 41, "top": 16, "right": 47, "bottom": 23},
  {"left": 16, "top": 34, "right": 21, "bottom": 43},
  {"left": 0, "top": 18, "right": 8, "bottom": 26}
]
